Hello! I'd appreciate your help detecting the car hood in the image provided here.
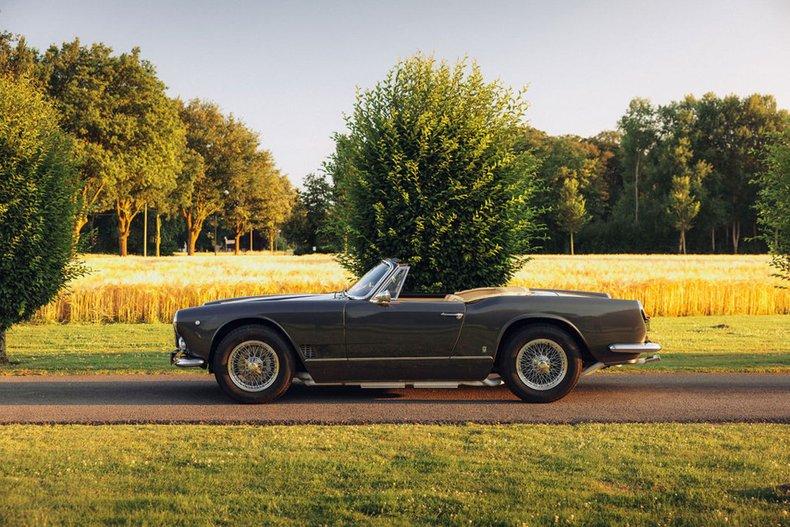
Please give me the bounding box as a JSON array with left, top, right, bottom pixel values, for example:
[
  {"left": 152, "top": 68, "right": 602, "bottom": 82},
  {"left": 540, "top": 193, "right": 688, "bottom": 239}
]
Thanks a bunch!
[{"left": 203, "top": 293, "right": 337, "bottom": 306}]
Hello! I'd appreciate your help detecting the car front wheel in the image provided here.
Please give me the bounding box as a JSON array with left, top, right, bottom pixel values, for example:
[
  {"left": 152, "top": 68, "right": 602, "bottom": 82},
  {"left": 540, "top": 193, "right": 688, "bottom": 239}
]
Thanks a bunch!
[
  {"left": 500, "top": 324, "right": 582, "bottom": 403},
  {"left": 213, "top": 325, "right": 294, "bottom": 403}
]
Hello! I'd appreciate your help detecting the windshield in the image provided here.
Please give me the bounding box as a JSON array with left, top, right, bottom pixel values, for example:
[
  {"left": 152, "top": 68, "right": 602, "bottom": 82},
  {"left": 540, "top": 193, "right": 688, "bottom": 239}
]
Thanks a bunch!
[{"left": 347, "top": 262, "right": 392, "bottom": 298}]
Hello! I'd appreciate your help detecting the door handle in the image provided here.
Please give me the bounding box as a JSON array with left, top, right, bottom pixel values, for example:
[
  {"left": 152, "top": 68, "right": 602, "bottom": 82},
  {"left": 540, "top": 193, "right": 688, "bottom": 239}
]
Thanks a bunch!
[{"left": 441, "top": 312, "right": 464, "bottom": 320}]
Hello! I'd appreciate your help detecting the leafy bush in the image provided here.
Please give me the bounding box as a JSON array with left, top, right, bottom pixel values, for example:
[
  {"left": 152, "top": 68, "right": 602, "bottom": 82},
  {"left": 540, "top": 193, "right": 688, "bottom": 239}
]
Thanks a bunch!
[
  {"left": 327, "top": 55, "right": 540, "bottom": 292},
  {"left": 0, "top": 76, "right": 82, "bottom": 361},
  {"left": 755, "top": 125, "right": 790, "bottom": 282}
]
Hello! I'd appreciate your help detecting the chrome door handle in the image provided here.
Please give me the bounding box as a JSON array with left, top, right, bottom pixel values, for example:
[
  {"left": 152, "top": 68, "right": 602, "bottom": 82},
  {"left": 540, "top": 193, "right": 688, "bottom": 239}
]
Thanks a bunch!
[{"left": 441, "top": 312, "right": 464, "bottom": 320}]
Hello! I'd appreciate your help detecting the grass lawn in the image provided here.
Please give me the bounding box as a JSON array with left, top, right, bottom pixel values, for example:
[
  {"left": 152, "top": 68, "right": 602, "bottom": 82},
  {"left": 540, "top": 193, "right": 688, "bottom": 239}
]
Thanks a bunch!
[
  {"left": 0, "top": 423, "right": 786, "bottom": 526},
  {"left": 2, "top": 315, "right": 788, "bottom": 375}
]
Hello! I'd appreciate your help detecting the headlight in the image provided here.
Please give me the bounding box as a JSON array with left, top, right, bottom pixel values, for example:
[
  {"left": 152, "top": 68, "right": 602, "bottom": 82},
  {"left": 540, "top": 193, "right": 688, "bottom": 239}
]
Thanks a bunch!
[{"left": 178, "top": 337, "right": 187, "bottom": 352}]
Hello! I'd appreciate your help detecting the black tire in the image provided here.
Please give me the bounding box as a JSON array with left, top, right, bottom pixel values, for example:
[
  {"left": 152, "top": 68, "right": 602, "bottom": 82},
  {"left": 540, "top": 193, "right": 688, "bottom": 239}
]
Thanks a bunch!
[
  {"left": 499, "top": 324, "right": 583, "bottom": 403},
  {"left": 212, "top": 325, "right": 294, "bottom": 404}
]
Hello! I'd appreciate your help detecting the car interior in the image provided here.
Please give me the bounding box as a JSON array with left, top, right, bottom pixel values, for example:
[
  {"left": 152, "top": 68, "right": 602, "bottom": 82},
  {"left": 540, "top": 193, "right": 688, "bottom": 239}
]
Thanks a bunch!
[{"left": 388, "top": 265, "right": 530, "bottom": 303}]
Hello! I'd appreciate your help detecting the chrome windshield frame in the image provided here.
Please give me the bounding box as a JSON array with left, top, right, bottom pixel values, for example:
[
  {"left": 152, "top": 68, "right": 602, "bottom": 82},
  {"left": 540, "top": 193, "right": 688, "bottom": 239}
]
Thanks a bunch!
[
  {"left": 346, "top": 259, "right": 397, "bottom": 300},
  {"left": 369, "top": 263, "right": 410, "bottom": 303}
]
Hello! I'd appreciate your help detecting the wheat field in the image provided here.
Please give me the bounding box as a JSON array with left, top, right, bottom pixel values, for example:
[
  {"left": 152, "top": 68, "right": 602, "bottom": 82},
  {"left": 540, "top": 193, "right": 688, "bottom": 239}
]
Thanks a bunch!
[{"left": 34, "top": 253, "right": 789, "bottom": 323}]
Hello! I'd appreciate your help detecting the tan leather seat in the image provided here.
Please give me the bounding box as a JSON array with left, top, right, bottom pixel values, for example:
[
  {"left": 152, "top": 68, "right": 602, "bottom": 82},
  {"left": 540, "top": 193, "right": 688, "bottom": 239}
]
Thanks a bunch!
[{"left": 450, "top": 286, "right": 529, "bottom": 303}]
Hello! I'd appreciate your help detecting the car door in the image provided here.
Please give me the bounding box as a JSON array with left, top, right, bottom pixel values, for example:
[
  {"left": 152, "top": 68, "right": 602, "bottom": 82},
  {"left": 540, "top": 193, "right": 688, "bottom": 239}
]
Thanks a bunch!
[
  {"left": 345, "top": 298, "right": 465, "bottom": 359},
  {"left": 343, "top": 266, "right": 466, "bottom": 380}
]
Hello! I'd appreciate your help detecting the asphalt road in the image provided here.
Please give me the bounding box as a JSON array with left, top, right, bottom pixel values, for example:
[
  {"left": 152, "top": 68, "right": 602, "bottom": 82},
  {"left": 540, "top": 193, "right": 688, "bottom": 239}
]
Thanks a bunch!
[{"left": 0, "top": 373, "right": 787, "bottom": 424}]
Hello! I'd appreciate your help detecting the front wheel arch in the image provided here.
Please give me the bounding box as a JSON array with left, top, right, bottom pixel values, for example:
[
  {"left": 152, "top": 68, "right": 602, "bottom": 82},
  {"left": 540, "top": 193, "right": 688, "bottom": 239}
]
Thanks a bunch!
[{"left": 209, "top": 317, "right": 305, "bottom": 374}]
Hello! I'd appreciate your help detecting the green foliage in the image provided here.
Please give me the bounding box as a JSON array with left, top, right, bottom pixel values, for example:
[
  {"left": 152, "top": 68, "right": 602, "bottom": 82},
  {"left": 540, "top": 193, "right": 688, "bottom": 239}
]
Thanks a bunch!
[
  {"left": 755, "top": 123, "right": 790, "bottom": 281},
  {"left": 212, "top": 113, "right": 293, "bottom": 253},
  {"left": 0, "top": 76, "right": 82, "bottom": 357},
  {"left": 177, "top": 99, "right": 235, "bottom": 253},
  {"left": 16, "top": 40, "right": 187, "bottom": 254},
  {"left": 603, "top": 93, "right": 788, "bottom": 254},
  {"left": 667, "top": 175, "right": 700, "bottom": 254},
  {"left": 328, "top": 55, "right": 539, "bottom": 292},
  {"left": 0, "top": 32, "right": 41, "bottom": 82},
  {"left": 519, "top": 129, "right": 614, "bottom": 252},
  {"left": 282, "top": 173, "right": 336, "bottom": 253},
  {"left": 555, "top": 173, "right": 588, "bottom": 254}
]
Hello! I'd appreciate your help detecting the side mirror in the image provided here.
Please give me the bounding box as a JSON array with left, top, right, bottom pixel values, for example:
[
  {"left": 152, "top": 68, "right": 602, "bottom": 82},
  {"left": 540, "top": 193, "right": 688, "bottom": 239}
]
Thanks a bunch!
[{"left": 372, "top": 290, "right": 391, "bottom": 305}]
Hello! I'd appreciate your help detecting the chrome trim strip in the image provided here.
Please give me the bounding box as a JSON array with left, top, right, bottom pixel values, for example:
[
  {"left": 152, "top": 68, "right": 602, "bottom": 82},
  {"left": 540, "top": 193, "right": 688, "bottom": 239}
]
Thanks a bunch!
[
  {"left": 304, "top": 355, "right": 493, "bottom": 362},
  {"left": 351, "top": 356, "right": 448, "bottom": 361},
  {"left": 293, "top": 374, "right": 504, "bottom": 389},
  {"left": 440, "top": 312, "right": 464, "bottom": 319},
  {"left": 608, "top": 342, "right": 662, "bottom": 353}
]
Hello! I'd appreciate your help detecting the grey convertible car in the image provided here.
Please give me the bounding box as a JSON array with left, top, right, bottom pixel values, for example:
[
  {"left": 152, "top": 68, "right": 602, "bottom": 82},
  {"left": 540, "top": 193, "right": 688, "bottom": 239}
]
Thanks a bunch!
[{"left": 170, "top": 258, "right": 661, "bottom": 403}]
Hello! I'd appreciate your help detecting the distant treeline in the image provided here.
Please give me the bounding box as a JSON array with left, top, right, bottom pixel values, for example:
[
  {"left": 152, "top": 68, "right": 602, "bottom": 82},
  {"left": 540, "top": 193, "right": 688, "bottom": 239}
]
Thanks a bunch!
[{"left": 2, "top": 32, "right": 787, "bottom": 257}]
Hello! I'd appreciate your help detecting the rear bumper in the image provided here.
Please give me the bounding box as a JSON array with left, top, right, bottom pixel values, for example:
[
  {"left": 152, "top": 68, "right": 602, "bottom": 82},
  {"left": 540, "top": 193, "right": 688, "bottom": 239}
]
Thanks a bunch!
[{"left": 582, "top": 341, "right": 662, "bottom": 376}]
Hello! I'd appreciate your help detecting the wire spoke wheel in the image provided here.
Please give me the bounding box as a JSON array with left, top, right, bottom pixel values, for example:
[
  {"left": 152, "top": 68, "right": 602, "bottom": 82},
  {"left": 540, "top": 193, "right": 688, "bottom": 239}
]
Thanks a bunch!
[
  {"left": 228, "top": 340, "right": 280, "bottom": 392},
  {"left": 515, "top": 338, "right": 568, "bottom": 391}
]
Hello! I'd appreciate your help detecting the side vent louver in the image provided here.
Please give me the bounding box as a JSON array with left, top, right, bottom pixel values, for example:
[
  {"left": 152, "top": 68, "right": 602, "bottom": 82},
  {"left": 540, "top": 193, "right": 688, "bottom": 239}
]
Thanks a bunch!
[{"left": 300, "top": 345, "right": 315, "bottom": 359}]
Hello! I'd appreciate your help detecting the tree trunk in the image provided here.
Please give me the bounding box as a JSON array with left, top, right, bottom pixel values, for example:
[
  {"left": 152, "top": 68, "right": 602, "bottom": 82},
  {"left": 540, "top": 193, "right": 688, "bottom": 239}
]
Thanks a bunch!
[
  {"left": 711, "top": 226, "right": 716, "bottom": 253},
  {"left": 183, "top": 211, "right": 204, "bottom": 255},
  {"left": 143, "top": 204, "right": 148, "bottom": 257},
  {"left": 634, "top": 151, "right": 640, "bottom": 224},
  {"left": 186, "top": 228, "right": 196, "bottom": 255},
  {"left": 679, "top": 229, "right": 687, "bottom": 254},
  {"left": 234, "top": 232, "right": 241, "bottom": 255},
  {"left": 732, "top": 220, "right": 740, "bottom": 254},
  {"left": 117, "top": 217, "right": 131, "bottom": 257},
  {"left": 155, "top": 213, "right": 161, "bottom": 258},
  {"left": 249, "top": 230, "right": 254, "bottom": 252},
  {"left": 0, "top": 328, "right": 8, "bottom": 365},
  {"left": 569, "top": 232, "right": 575, "bottom": 255},
  {"left": 268, "top": 228, "right": 276, "bottom": 253},
  {"left": 73, "top": 214, "right": 88, "bottom": 242},
  {"left": 116, "top": 202, "right": 137, "bottom": 257}
]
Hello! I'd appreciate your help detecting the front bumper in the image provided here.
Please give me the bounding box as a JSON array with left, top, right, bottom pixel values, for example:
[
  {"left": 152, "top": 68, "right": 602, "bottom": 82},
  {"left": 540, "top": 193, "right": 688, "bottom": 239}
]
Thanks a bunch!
[
  {"left": 609, "top": 342, "right": 662, "bottom": 353},
  {"left": 170, "top": 350, "right": 206, "bottom": 368}
]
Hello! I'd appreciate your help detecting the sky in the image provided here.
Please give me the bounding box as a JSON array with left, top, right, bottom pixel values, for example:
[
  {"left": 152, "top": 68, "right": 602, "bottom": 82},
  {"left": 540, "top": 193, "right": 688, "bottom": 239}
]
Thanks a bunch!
[{"left": 1, "top": 0, "right": 788, "bottom": 187}]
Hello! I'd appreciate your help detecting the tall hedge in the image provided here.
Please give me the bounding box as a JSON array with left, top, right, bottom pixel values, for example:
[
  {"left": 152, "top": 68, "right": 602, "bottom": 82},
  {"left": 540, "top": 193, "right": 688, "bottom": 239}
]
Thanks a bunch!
[
  {"left": 0, "top": 75, "right": 81, "bottom": 362},
  {"left": 327, "top": 56, "right": 539, "bottom": 292}
]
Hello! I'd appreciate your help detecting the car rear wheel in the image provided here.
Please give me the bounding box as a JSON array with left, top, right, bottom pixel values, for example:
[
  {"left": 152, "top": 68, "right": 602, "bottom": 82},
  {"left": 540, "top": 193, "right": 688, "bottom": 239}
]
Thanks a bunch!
[
  {"left": 213, "top": 325, "right": 294, "bottom": 403},
  {"left": 500, "top": 324, "right": 582, "bottom": 403}
]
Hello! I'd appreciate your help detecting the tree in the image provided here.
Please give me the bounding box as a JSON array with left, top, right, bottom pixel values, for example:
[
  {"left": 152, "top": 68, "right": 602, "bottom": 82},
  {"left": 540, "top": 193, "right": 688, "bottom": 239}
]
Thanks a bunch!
[
  {"left": 755, "top": 125, "right": 790, "bottom": 281},
  {"left": 667, "top": 175, "right": 700, "bottom": 254},
  {"left": 556, "top": 172, "right": 589, "bottom": 255},
  {"left": 257, "top": 170, "right": 295, "bottom": 252},
  {"left": 221, "top": 124, "right": 275, "bottom": 255},
  {"left": 153, "top": 146, "right": 203, "bottom": 256},
  {"left": 619, "top": 98, "right": 658, "bottom": 224},
  {"left": 181, "top": 102, "right": 284, "bottom": 256},
  {"left": 691, "top": 94, "right": 787, "bottom": 253},
  {"left": 283, "top": 174, "right": 337, "bottom": 253},
  {"left": 0, "top": 32, "right": 41, "bottom": 82},
  {"left": 519, "top": 129, "right": 614, "bottom": 251},
  {"left": 96, "top": 49, "right": 185, "bottom": 256},
  {"left": 283, "top": 173, "right": 336, "bottom": 253},
  {"left": 177, "top": 100, "right": 236, "bottom": 255},
  {"left": 327, "top": 55, "right": 539, "bottom": 292},
  {"left": 0, "top": 76, "right": 82, "bottom": 363}
]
